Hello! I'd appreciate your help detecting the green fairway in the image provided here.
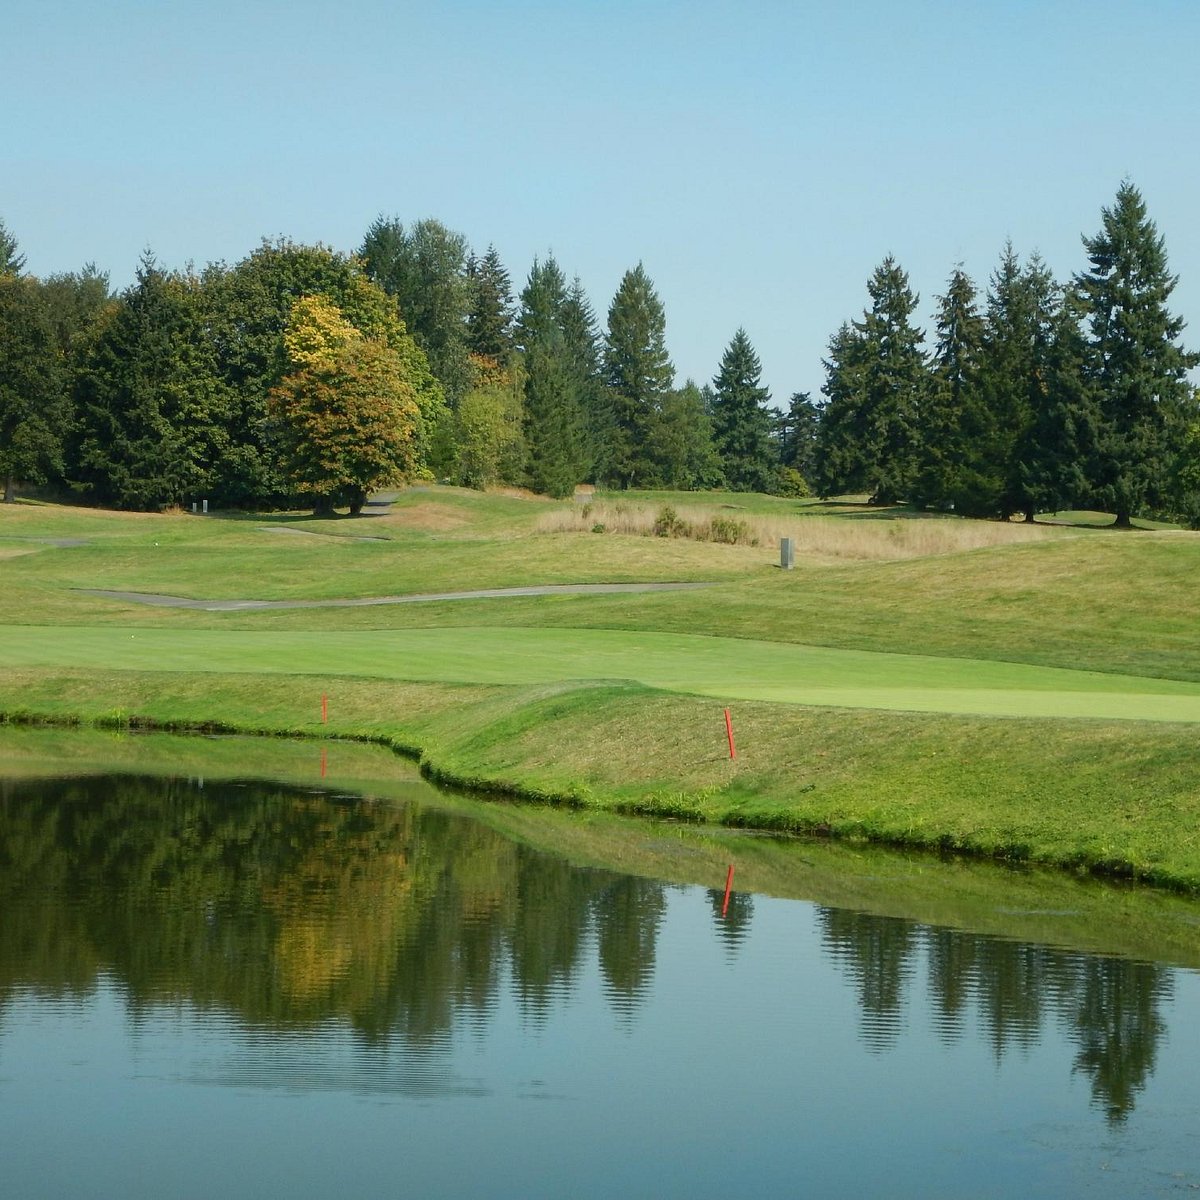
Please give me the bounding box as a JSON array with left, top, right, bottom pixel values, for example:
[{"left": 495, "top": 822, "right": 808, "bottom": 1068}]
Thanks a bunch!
[
  {"left": 6, "top": 622, "right": 1200, "bottom": 721},
  {"left": 6, "top": 490, "right": 1200, "bottom": 889}
]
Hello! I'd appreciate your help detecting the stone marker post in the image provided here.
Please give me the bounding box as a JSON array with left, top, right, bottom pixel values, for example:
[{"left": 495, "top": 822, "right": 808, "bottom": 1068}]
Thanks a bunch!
[{"left": 780, "top": 537, "right": 795, "bottom": 570}]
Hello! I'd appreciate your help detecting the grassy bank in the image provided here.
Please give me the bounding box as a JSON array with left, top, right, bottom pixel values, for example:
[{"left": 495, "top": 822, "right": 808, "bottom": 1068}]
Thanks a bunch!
[
  {"left": 2, "top": 489, "right": 1200, "bottom": 891},
  {"left": 7, "top": 725, "right": 1200, "bottom": 971}
]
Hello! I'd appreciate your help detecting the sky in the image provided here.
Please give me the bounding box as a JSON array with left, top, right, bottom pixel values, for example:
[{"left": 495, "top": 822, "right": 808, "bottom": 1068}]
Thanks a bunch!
[{"left": 8, "top": 0, "right": 1200, "bottom": 408}]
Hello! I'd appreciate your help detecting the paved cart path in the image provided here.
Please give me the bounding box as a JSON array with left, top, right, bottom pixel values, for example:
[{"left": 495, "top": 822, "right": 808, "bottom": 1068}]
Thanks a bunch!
[{"left": 78, "top": 582, "right": 716, "bottom": 611}]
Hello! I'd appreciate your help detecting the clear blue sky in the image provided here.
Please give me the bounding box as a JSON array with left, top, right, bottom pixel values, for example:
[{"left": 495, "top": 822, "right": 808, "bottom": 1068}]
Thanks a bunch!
[{"left": 9, "top": 0, "right": 1199, "bottom": 406}]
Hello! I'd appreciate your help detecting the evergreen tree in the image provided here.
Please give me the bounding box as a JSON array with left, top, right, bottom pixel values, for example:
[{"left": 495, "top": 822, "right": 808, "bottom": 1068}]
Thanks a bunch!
[
  {"left": 0, "top": 219, "right": 24, "bottom": 275},
  {"left": 813, "top": 322, "right": 867, "bottom": 497},
  {"left": 974, "top": 245, "right": 1057, "bottom": 520},
  {"left": 814, "top": 258, "right": 927, "bottom": 503},
  {"left": 1016, "top": 287, "right": 1096, "bottom": 516},
  {"left": 775, "top": 391, "right": 821, "bottom": 485},
  {"left": 359, "top": 216, "right": 473, "bottom": 404},
  {"left": 654, "top": 380, "right": 723, "bottom": 489},
  {"left": 1076, "top": 182, "right": 1198, "bottom": 527},
  {"left": 0, "top": 273, "right": 68, "bottom": 502},
  {"left": 523, "top": 336, "right": 587, "bottom": 497},
  {"left": 39, "top": 266, "right": 112, "bottom": 358},
  {"left": 74, "top": 255, "right": 232, "bottom": 510},
  {"left": 515, "top": 255, "right": 568, "bottom": 351},
  {"left": 465, "top": 246, "right": 515, "bottom": 361},
  {"left": 517, "top": 256, "right": 587, "bottom": 496},
  {"left": 916, "top": 266, "right": 985, "bottom": 510},
  {"left": 602, "top": 264, "right": 673, "bottom": 488},
  {"left": 710, "top": 328, "right": 775, "bottom": 492},
  {"left": 560, "top": 276, "right": 606, "bottom": 474}
]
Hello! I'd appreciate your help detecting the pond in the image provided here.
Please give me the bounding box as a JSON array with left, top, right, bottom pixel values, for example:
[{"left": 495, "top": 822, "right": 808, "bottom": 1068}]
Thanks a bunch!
[{"left": 1, "top": 729, "right": 1198, "bottom": 1198}]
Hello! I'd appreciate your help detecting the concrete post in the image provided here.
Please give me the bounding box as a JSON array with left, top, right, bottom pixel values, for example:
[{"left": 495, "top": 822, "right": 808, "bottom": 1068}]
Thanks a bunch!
[{"left": 780, "top": 536, "right": 795, "bottom": 570}]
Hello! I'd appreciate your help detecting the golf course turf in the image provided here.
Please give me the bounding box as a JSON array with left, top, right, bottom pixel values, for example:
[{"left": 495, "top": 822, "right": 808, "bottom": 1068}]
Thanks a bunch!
[{"left": 2, "top": 487, "right": 1200, "bottom": 890}]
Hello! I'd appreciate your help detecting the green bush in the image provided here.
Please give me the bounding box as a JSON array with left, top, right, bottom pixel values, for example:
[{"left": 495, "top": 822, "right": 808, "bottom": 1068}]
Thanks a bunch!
[
  {"left": 707, "top": 515, "right": 752, "bottom": 545},
  {"left": 652, "top": 505, "right": 691, "bottom": 538},
  {"left": 773, "top": 467, "right": 812, "bottom": 498}
]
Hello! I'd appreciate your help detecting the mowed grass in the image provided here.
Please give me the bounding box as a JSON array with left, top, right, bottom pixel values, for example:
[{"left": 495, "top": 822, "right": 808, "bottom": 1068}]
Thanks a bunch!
[
  {"left": 4, "top": 488, "right": 1200, "bottom": 889},
  {"left": 5, "top": 623, "right": 1200, "bottom": 721}
]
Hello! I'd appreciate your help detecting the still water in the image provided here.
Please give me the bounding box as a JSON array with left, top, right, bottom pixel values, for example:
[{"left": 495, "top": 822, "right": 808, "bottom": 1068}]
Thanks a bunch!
[{"left": 1, "top": 737, "right": 1198, "bottom": 1198}]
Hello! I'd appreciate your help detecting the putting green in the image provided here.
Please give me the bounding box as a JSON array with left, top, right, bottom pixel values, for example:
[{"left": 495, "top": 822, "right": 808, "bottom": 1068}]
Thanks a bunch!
[{"left": 5, "top": 623, "right": 1200, "bottom": 722}]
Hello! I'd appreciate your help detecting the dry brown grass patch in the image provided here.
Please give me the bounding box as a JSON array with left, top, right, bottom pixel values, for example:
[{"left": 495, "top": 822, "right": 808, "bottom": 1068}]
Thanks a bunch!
[
  {"left": 536, "top": 501, "right": 1073, "bottom": 562},
  {"left": 375, "top": 502, "right": 474, "bottom": 532}
]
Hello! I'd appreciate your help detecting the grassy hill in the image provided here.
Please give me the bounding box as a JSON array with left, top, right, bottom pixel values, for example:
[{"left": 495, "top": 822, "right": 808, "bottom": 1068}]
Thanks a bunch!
[{"left": 3, "top": 487, "right": 1199, "bottom": 888}]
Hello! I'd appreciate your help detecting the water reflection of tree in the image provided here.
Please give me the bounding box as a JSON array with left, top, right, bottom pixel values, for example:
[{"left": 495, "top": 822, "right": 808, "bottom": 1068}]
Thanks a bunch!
[
  {"left": 818, "top": 910, "right": 918, "bottom": 1050},
  {"left": 816, "top": 905, "right": 1172, "bottom": 1124},
  {"left": 593, "top": 876, "right": 667, "bottom": 1010},
  {"left": 0, "top": 775, "right": 661, "bottom": 1045},
  {"left": 1068, "top": 957, "right": 1168, "bottom": 1124},
  {"left": 0, "top": 775, "right": 1175, "bottom": 1122}
]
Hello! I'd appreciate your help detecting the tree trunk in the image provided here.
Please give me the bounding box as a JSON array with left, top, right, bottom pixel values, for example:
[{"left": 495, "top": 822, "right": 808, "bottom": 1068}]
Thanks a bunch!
[
  {"left": 347, "top": 487, "right": 366, "bottom": 516},
  {"left": 3, "top": 474, "right": 13, "bottom": 503},
  {"left": 1023, "top": 507, "right": 1036, "bottom": 523},
  {"left": 1112, "top": 511, "right": 1133, "bottom": 529},
  {"left": 313, "top": 496, "right": 335, "bottom": 518}
]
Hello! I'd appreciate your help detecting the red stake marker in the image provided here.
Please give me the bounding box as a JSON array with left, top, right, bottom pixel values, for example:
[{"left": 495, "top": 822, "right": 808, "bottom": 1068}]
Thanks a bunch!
[
  {"left": 724, "top": 707, "right": 737, "bottom": 759},
  {"left": 721, "top": 864, "right": 735, "bottom": 917},
  {"left": 321, "top": 693, "right": 328, "bottom": 723}
]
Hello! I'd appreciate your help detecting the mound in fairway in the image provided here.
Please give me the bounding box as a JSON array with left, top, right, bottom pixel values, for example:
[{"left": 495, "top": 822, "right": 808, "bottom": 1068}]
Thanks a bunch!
[{"left": 5, "top": 623, "right": 1200, "bottom": 722}]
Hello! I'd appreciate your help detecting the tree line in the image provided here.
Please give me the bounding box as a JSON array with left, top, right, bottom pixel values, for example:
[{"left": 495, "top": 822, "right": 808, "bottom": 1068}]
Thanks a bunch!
[
  {"left": 814, "top": 182, "right": 1199, "bottom": 527},
  {"left": 0, "top": 217, "right": 777, "bottom": 511},
  {"left": 1, "top": 182, "right": 1195, "bottom": 522}
]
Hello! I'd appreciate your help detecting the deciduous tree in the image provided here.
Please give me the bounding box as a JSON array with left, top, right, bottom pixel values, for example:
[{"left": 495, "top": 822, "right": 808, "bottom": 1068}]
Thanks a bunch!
[{"left": 268, "top": 295, "right": 419, "bottom": 514}]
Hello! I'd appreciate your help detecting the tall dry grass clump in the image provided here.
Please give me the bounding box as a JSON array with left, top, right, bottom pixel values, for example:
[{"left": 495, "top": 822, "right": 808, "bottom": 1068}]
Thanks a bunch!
[{"left": 536, "top": 500, "right": 1070, "bottom": 561}]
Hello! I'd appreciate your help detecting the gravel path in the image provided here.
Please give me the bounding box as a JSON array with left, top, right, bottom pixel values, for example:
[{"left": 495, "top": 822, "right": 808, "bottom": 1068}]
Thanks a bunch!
[
  {"left": 1, "top": 536, "right": 90, "bottom": 547},
  {"left": 78, "top": 582, "right": 715, "bottom": 612},
  {"left": 256, "top": 525, "right": 391, "bottom": 541}
]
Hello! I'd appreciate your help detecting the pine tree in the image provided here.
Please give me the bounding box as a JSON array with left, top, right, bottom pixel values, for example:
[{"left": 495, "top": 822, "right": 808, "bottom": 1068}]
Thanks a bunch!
[
  {"left": 466, "top": 246, "right": 514, "bottom": 361},
  {"left": 814, "top": 259, "right": 927, "bottom": 503},
  {"left": 710, "top": 328, "right": 775, "bottom": 492},
  {"left": 654, "top": 380, "right": 723, "bottom": 489},
  {"left": 0, "top": 274, "right": 68, "bottom": 502},
  {"left": 1076, "top": 182, "right": 1197, "bottom": 527},
  {"left": 74, "top": 255, "right": 232, "bottom": 510},
  {"left": 0, "top": 219, "right": 26, "bottom": 275},
  {"left": 917, "top": 266, "right": 984, "bottom": 510},
  {"left": 974, "top": 245, "right": 1057, "bottom": 520},
  {"left": 775, "top": 391, "right": 821, "bottom": 487},
  {"left": 602, "top": 264, "right": 673, "bottom": 488},
  {"left": 359, "top": 216, "right": 473, "bottom": 404},
  {"left": 517, "top": 256, "right": 587, "bottom": 496},
  {"left": 1017, "top": 287, "right": 1096, "bottom": 516},
  {"left": 560, "top": 276, "right": 605, "bottom": 475},
  {"left": 813, "top": 322, "right": 868, "bottom": 497}
]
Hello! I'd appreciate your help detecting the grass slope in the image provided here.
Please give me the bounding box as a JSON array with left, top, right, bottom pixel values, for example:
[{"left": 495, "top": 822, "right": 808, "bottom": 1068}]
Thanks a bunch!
[{"left": 3, "top": 489, "right": 1200, "bottom": 889}]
